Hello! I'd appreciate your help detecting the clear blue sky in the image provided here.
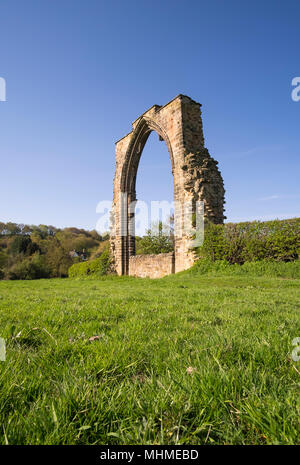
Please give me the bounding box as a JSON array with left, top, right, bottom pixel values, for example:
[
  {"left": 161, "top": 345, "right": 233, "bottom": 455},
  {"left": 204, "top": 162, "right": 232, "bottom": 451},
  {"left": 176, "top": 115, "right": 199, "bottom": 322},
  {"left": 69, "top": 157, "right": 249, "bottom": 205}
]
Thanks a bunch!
[{"left": 0, "top": 0, "right": 299, "bottom": 230}]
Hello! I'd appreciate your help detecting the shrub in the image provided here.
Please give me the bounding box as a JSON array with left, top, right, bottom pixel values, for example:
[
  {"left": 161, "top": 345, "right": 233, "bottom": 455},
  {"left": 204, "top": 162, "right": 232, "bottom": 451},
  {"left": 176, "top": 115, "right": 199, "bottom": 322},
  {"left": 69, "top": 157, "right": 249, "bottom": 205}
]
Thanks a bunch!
[
  {"left": 5, "top": 253, "right": 50, "bottom": 280},
  {"left": 68, "top": 247, "right": 111, "bottom": 278},
  {"left": 196, "top": 218, "right": 300, "bottom": 264}
]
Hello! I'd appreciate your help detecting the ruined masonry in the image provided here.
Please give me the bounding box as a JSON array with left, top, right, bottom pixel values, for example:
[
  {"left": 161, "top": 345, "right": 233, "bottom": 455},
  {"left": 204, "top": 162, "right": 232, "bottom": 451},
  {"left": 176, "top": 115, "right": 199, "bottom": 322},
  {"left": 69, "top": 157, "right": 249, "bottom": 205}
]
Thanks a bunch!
[{"left": 110, "top": 94, "right": 225, "bottom": 278}]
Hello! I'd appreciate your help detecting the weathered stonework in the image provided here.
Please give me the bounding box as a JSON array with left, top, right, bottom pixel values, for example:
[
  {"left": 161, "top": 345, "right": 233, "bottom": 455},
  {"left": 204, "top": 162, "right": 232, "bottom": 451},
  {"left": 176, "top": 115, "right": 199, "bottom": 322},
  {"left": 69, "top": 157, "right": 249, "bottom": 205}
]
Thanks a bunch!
[
  {"left": 110, "top": 94, "right": 225, "bottom": 277},
  {"left": 129, "top": 253, "right": 175, "bottom": 279}
]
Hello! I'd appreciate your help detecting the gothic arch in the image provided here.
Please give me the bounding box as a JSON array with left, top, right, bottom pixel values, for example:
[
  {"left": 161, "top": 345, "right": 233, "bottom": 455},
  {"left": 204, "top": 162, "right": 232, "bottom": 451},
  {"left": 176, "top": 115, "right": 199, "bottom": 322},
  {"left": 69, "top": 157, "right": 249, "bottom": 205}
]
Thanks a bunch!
[
  {"left": 120, "top": 116, "right": 175, "bottom": 197},
  {"left": 111, "top": 95, "right": 225, "bottom": 278}
]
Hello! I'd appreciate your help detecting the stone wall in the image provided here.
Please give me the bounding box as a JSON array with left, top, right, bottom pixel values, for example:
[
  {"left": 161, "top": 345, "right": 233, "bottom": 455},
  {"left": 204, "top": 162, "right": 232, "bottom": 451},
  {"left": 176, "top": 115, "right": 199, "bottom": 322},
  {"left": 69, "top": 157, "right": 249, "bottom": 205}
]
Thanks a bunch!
[{"left": 129, "top": 253, "right": 175, "bottom": 278}]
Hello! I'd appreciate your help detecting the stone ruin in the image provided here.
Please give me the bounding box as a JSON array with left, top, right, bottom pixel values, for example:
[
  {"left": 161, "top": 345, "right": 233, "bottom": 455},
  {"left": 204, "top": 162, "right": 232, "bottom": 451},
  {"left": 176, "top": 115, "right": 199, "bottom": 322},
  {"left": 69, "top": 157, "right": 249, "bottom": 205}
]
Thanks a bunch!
[{"left": 110, "top": 94, "right": 225, "bottom": 278}]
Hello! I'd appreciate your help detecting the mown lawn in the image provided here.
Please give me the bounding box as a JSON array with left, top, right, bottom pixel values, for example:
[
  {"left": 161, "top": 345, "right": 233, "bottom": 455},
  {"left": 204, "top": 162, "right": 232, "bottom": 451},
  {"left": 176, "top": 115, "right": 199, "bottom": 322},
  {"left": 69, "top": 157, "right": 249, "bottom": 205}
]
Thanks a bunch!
[{"left": 0, "top": 264, "right": 299, "bottom": 444}]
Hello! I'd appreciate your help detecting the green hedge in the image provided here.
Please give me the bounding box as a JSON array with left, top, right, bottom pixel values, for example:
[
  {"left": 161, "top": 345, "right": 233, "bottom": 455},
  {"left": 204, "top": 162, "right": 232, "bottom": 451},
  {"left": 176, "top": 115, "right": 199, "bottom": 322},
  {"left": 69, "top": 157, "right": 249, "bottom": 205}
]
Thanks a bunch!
[
  {"left": 196, "top": 218, "right": 300, "bottom": 264},
  {"left": 186, "top": 258, "right": 300, "bottom": 279},
  {"left": 68, "top": 248, "right": 110, "bottom": 278}
]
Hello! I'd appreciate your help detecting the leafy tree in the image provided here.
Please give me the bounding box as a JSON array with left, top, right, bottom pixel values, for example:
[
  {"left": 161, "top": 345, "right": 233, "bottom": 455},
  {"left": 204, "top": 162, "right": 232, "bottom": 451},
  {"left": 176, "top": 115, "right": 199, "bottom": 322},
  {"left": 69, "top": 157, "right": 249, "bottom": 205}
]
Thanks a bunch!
[
  {"left": 6, "top": 253, "right": 49, "bottom": 280},
  {"left": 136, "top": 221, "right": 174, "bottom": 255},
  {"left": 9, "top": 236, "right": 39, "bottom": 256},
  {"left": 5, "top": 222, "right": 21, "bottom": 235},
  {"left": 44, "top": 238, "right": 73, "bottom": 277},
  {"left": 89, "top": 229, "right": 103, "bottom": 241}
]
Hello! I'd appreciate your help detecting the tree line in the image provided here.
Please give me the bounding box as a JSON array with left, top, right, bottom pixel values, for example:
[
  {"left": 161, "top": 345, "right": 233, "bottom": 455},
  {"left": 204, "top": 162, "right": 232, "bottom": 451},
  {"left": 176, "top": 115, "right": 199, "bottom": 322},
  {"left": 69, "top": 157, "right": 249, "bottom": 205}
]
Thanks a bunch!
[{"left": 0, "top": 222, "right": 109, "bottom": 280}]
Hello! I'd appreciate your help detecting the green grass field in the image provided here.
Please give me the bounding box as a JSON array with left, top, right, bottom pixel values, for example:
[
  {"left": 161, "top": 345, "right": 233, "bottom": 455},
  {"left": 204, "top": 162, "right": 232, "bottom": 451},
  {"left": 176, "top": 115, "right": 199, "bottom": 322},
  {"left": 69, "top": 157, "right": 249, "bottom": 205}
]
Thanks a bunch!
[{"left": 0, "top": 262, "right": 299, "bottom": 445}]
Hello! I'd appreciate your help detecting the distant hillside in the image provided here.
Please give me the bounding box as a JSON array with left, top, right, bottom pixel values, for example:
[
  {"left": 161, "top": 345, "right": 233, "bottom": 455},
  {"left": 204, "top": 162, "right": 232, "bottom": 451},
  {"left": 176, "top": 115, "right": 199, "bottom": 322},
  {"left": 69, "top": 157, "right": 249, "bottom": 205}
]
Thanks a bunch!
[{"left": 0, "top": 222, "right": 109, "bottom": 280}]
